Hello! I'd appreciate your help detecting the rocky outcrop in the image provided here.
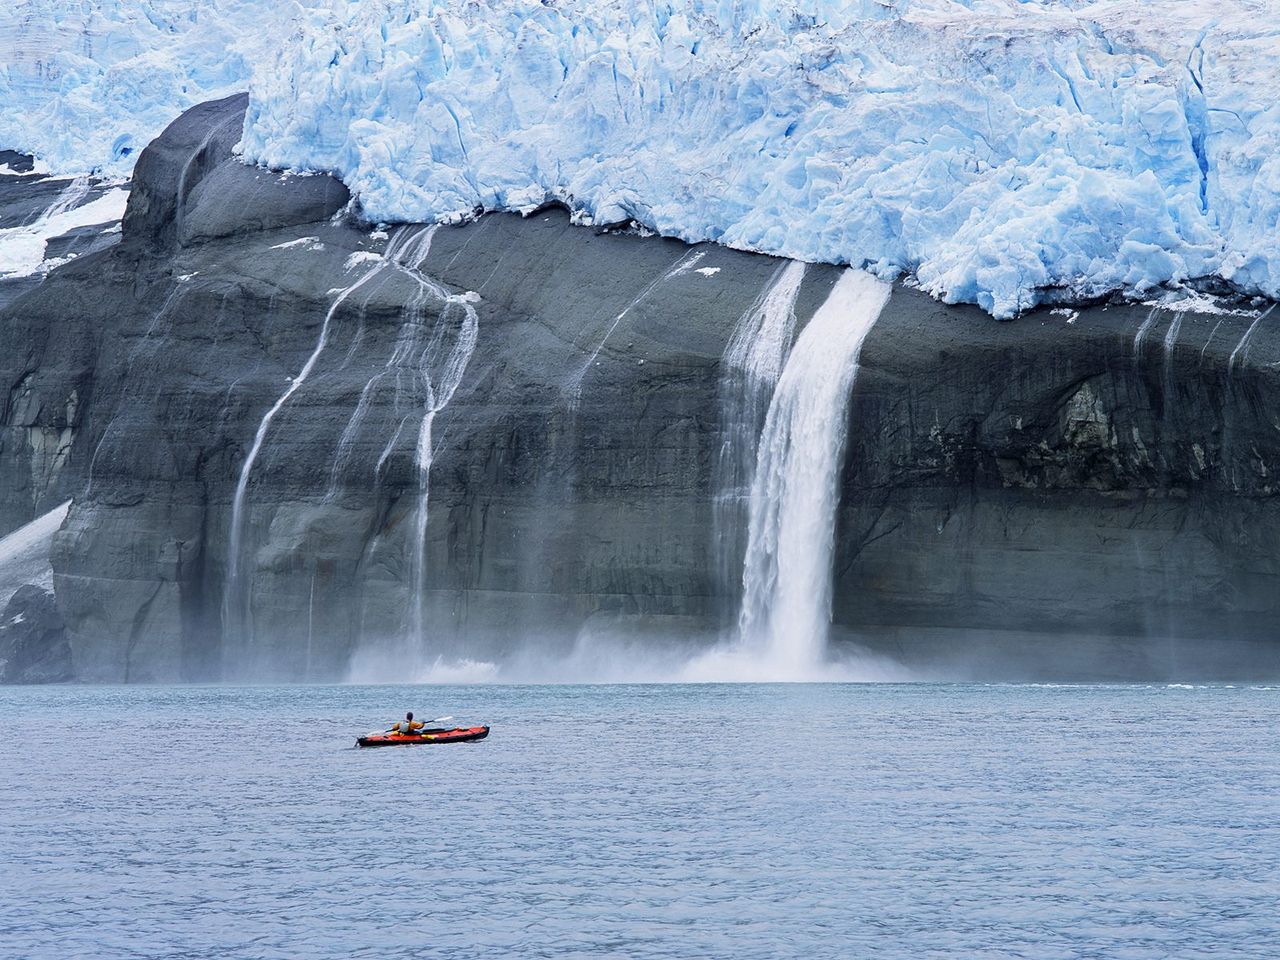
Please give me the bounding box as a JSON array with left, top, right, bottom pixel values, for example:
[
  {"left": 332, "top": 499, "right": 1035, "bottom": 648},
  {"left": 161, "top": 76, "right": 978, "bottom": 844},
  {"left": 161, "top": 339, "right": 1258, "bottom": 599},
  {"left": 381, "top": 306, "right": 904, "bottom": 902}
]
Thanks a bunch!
[
  {"left": 122, "top": 94, "right": 349, "bottom": 254},
  {"left": 0, "top": 159, "right": 119, "bottom": 530},
  {"left": 2, "top": 97, "right": 1279, "bottom": 681},
  {"left": 0, "top": 584, "right": 72, "bottom": 683}
]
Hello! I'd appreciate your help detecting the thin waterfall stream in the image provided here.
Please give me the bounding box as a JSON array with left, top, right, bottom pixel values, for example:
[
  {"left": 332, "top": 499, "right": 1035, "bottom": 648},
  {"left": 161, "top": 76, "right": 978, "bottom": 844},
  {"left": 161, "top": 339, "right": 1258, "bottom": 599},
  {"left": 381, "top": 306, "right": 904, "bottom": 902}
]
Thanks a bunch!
[
  {"left": 223, "top": 256, "right": 391, "bottom": 639},
  {"left": 223, "top": 222, "right": 478, "bottom": 660},
  {"left": 713, "top": 260, "right": 806, "bottom": 605},
  {"left": 330, "top": 225, "right": 479, "bottom": 656},
  {"left": 224, "top": 226, "right": 478, "bottom": 646},
  {"left": 566, "top": 249, "right": 706, "bottom": 409},
  {"left": 404, "top": 285, "right": 479, "bottom": 656},
  {"left": 325, "top": 225, "right": 441, "bottom": 499}
]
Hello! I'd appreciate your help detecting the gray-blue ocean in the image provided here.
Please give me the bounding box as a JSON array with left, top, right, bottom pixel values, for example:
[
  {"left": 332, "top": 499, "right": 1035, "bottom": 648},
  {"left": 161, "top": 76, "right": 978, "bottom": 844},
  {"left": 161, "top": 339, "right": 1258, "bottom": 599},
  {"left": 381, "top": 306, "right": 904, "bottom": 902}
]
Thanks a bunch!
[{"left": 3, "top": 683, "right": 1277, "bottom": 959}]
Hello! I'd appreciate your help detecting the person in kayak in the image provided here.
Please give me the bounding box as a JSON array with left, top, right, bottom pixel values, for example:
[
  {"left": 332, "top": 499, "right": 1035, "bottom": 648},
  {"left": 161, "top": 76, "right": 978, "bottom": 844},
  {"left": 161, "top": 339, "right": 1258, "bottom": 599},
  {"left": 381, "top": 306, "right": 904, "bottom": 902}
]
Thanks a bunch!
[{"left": 390, "top": 712, "right": 425, "bottom": 735}]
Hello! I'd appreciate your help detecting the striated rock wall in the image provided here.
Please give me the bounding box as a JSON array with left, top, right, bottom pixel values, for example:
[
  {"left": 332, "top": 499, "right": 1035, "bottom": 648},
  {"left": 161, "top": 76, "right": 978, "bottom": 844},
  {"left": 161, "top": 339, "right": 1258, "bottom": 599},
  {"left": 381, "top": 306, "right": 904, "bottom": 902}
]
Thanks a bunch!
[
  {"left": 2, "top": 97, "right": 1279, "bottom": 681},
  {"left": 842, "top": 293, "right": 1280, "bottom": 677}
]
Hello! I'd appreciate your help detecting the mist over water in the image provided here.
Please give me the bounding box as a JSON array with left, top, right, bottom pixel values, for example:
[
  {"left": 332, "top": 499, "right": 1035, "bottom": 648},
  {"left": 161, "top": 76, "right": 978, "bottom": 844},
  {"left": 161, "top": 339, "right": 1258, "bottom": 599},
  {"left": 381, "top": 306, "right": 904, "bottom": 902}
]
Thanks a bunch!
[{"left": 344, "top": 621, "right": 915, "bottom": 685}]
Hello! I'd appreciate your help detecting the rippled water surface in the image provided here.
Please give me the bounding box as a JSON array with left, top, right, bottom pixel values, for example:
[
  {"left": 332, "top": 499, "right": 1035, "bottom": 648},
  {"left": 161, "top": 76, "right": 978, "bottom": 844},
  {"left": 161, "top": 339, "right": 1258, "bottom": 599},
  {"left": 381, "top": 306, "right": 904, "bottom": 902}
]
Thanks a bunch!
[{"left": 3, "top": 683, "right": 1278, "bottom": 959}]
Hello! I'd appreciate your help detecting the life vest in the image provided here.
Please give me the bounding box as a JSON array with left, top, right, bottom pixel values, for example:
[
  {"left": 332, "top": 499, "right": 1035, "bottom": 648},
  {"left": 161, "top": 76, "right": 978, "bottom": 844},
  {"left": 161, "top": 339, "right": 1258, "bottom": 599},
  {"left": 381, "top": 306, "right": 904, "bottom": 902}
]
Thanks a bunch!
[{"left": 396, "top": 720, "right": 415, "bottom": 734}]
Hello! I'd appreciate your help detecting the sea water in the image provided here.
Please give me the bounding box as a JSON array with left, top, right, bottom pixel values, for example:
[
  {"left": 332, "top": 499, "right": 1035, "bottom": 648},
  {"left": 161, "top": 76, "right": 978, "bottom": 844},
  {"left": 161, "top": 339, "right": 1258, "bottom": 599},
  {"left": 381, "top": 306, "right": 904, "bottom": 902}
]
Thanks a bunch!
[{"left": 2, "top": 683, "right": 1277, "bottom": 959}]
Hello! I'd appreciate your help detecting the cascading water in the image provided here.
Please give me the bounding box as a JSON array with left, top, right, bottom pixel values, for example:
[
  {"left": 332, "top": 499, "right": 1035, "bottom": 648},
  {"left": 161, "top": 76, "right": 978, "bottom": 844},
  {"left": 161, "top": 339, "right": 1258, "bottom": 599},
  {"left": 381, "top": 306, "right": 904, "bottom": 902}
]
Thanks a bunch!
[
  {"left": 1228, "top": 303, "right": 1274, "bottom": 374},
  {"left": 36, "top": 174, "right": 91, "bottom": 221},
  {"left": 223, "top": 244, "right": 399, "bottom": 639},
  {"left": 723, "top": 262, "right": 809, "bottom": 391},
  {"left": 1133, "top": 306, "right": 1160, "bottom": 358},
  {"left": 1162, "top": 312, "right": 1183, "bottom": 387},
  {"left": 405, "top": 299, "right": 478, "bottom": 652},
  {"left": 566, "top": 249, "right": 706, "bottom": 408},
  {"left": 326, "top": 225, "right": 440, "bottom": 498},
  {"left": 316, "top": 223, "right": 479, "bottom": 659},
  {"left": 736, "top": 269, "right": 892, "bottom": 674},
  {"left": 713, "top": 260, "right": 806, "bottom": 605}
]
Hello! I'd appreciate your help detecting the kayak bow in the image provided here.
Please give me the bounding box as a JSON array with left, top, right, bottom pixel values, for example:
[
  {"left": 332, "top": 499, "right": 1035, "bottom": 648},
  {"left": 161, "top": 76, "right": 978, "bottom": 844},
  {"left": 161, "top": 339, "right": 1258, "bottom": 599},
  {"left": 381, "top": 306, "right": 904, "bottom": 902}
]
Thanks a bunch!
[{"left": 356, "top": 726, "right": 490, "bottom": 748}]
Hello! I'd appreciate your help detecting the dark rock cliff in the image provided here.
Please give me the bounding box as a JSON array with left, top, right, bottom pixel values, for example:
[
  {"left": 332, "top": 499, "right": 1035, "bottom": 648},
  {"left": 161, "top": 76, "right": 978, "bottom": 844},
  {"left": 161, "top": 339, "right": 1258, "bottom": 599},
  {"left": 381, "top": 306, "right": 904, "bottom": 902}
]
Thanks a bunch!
[
  {"left": 2, "top": 97, "right": 1278, "bottom": 681},
  {"left": 0, "top": 584, "right": 71, "bottom": 684}
]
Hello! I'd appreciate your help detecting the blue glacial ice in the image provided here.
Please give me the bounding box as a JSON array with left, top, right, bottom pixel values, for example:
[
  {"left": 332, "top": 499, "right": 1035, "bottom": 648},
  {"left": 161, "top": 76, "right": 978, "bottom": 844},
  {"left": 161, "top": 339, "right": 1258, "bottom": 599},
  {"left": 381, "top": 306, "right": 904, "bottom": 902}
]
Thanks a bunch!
[
  {"left": 236, "top": 0, "right": 1280, "bottom": 318},
  {"left": 0, "top": 0, "right": 307, "bottom": 176},
  {"left": 7, "top": 1, "right": 1280, "bottom": 318}
]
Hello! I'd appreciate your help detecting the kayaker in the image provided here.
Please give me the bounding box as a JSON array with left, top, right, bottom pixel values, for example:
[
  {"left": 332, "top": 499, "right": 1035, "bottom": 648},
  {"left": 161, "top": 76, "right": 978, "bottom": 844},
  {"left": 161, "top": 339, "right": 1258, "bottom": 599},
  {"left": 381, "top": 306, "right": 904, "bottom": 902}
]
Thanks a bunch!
[{"left": 390, "top": 711, "right": 425, "bottom": 735}]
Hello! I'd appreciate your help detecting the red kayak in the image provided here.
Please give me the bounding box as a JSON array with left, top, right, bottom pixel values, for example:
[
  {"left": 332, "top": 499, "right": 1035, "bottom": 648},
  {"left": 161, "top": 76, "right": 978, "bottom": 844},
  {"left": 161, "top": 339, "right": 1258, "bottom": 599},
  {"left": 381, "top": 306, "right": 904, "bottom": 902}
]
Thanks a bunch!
[{"left": 357, "top": 726, "right": 490, "bottom": 748}]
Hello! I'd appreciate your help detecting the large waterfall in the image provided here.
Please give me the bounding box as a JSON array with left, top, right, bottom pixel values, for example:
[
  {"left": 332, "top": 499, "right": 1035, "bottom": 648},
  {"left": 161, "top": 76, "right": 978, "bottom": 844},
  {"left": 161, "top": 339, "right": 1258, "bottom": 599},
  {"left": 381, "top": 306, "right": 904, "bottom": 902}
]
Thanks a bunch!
[{"left": 737, "top": 269, "right": 892, "bottom": 674}]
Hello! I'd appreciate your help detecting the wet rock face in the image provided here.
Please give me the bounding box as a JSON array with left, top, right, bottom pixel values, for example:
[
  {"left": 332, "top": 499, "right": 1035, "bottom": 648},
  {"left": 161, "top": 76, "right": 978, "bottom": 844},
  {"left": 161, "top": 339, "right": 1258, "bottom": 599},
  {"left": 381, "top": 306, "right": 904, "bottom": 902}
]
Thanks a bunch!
[
  {"left": 1, "top": 97, "right": 1279, "bottom": 681},
  {"left": 0, "top": 584, "right": 72, "bottom": 684}
]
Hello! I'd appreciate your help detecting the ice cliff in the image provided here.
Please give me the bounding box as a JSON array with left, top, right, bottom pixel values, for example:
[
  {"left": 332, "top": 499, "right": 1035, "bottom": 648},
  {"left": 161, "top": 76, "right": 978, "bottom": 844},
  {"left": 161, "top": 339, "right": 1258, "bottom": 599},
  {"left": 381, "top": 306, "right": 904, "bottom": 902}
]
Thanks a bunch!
[
  {"left": 7, "top": 1, "right": 1280, "bottom": 317},
  {"left": 238, "top": 0, "right": 1280, "bottom": 317}
]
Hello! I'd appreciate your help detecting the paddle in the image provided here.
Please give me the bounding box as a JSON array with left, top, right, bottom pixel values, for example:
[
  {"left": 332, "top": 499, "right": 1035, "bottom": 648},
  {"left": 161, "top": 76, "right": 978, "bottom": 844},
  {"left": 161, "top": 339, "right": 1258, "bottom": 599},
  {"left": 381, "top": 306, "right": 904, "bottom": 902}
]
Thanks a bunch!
[{"left": 373, "top": 715, "right": 454, "bottom": 735}]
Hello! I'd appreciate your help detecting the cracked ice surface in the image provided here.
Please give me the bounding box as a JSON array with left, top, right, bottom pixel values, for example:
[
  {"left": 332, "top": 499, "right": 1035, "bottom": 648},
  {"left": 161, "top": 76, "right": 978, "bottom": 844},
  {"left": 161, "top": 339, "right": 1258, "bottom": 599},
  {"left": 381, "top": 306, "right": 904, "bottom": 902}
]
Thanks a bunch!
[
  {"left": 241, "top": 0, "right": 1280, "bottom": 317},
  {"left": 7, "top": 1, "right": 1280, "bottom": 318},
  {"left": 0, "top": 1, "right": 316, "bottom": 176}
]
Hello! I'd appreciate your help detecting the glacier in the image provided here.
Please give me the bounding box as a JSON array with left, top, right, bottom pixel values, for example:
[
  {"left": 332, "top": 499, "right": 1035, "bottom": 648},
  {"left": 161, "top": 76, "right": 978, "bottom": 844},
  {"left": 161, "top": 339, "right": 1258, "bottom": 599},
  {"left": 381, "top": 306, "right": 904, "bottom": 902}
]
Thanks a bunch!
[
  {"left": 0, "top": 0, "right": 313, "bottom": 177},
  {"left": 7, "top": 1, "right": 1280, "bottom": 317},
  {"left": 238, "top": 0, "right": 1280, "bottom": 318}
]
